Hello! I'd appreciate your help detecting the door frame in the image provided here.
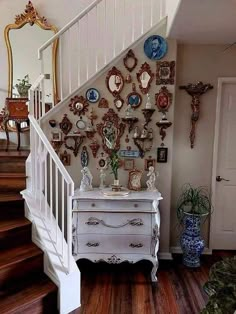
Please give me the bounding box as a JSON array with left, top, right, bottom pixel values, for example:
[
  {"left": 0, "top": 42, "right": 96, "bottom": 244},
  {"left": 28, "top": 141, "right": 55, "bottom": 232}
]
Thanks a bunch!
[{"left": 210, "top": 77, "right": 236, "bottom": 249}]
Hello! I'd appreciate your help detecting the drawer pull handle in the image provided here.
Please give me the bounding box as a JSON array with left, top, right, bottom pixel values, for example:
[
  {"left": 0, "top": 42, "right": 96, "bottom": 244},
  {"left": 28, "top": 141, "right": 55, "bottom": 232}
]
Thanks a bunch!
[
  {"left": 134, "top": 204, "right": 138, "bottom": 208},
  {"left": 91, "top": 203, "right": 96, "bottom": 207},
  {"left": 86, "top": 242, "right": 100, "bottom": 247},
  {"left": 85, "top": 217, "right": 144, "bottom": 228},
  {"left": 129, "top": 243, "right": 143, "bottom": 248},
  {"left": 16, "top": 107, "right": 25, "bottom": 111}
]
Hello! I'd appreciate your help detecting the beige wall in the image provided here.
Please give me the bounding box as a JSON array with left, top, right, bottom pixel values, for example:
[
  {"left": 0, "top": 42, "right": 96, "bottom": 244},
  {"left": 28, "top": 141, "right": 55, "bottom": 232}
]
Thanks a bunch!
[
  {"left": 42, "top": 25, "right": 176, "bottom": 255},
  {"left": 171, "top": 44, "right": 236, "bottom": 247}
]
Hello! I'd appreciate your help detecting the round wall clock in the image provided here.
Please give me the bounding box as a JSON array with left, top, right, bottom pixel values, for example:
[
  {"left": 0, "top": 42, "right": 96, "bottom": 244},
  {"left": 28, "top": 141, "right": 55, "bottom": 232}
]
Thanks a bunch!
[
  {"left": 144, "top": 35, "right": 168, "bottom": 60},
  {"left": 86, "top": 88, "right": 100, "bottom": 103}
]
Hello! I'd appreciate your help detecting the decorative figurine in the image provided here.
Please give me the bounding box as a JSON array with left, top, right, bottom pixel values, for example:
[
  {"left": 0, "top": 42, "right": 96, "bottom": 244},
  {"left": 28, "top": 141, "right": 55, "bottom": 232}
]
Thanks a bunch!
[
  {"left": 145, "top": 93, "right": 152, "bottom": 109},
  {"left": 79, "top": 167, "right": 93, "bottom": 191},
  {"left": 99, "top": 168, "right": 106, "bottom": 189},
  {"left": 146, "top": 166, "right": 158, "bottom": 192},
  {"left": 125, "top": 104, "right": 134, "bottom": 118}
]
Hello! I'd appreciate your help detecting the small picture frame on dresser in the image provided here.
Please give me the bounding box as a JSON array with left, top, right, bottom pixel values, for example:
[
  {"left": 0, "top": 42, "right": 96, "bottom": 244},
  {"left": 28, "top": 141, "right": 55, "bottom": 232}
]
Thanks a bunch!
[{"left": 128, "top": 169, "right": 143, "bottom": 191}]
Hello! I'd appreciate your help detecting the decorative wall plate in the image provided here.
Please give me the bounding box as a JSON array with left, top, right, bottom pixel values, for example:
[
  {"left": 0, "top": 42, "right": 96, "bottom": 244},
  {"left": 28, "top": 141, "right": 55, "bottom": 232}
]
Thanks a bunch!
[
  {"left": 123, "top": 49, "right": 138, "bottom": 72},
  {"left": 136, "top": 62, "right": 154, "bottom": 94},
  {"left": 156, "top": 61, "right": 175, "bottom": 85},
  {"left": 86, "top": 88, "right": 100, "bottom": 103},
  {"left": 144, "top": 35, "right": 168, "bottom": 60},
  {"left": 81, "top": 146, "right": 89, "bottom": 167},
  {"left": 59, "top": 114, "right": 72, "bottom": 135},
  {"left": 76, "top": 116, "right": 86, "bottom": 130},
  {"left": 126, "top": 83, "right": 142, "bottom": 109},
  {"left": 155, "top": 86, "right": 172, "bottom": 113}
]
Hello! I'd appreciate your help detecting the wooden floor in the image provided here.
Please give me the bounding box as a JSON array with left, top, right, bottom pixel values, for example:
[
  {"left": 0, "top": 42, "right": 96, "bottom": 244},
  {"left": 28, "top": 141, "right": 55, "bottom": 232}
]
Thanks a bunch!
[{"left": 74, "top": 251, "right": 235, "bottom": 314}]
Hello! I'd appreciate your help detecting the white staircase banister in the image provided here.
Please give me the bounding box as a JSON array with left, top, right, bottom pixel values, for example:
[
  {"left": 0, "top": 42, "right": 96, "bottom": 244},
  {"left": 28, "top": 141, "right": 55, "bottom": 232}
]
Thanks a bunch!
[
  {"left": 38, "top": 0, "right": 103, "bottom": 59},
  {"left": 29, "top": 114, "right": 74, "bottom": 189}
]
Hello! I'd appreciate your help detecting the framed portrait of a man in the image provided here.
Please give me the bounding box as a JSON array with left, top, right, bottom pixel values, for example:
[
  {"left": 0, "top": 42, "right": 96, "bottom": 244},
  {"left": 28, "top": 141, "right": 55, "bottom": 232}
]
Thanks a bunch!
[{"left": 144, "top": 35, "right": 168, "bottom": 60}]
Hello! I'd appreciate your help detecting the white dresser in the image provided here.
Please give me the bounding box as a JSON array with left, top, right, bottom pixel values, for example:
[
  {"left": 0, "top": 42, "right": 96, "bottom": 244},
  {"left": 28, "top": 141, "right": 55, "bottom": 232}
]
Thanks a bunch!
[{"left": 72, "top": 189, "right": 162, "bottom": 281}]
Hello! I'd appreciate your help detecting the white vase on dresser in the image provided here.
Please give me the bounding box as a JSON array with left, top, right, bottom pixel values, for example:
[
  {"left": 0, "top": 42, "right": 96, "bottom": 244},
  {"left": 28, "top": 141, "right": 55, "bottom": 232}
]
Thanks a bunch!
[{"left": 72, "top": 189, "right": 162, "bottom": 281}]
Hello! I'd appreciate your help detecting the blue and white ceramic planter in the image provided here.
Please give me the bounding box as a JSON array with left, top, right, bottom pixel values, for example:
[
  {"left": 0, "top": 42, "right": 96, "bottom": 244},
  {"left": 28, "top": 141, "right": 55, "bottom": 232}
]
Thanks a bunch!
[{"left": 180, "top": 213, "right": 205, "bottom": 267}]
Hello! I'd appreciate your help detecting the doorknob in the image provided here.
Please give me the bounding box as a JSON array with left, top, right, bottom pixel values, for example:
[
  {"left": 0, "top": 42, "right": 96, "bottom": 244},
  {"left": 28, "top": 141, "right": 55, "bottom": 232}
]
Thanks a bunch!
[{"left": 216, "top": 176, "right": 230, "bottom": 182}]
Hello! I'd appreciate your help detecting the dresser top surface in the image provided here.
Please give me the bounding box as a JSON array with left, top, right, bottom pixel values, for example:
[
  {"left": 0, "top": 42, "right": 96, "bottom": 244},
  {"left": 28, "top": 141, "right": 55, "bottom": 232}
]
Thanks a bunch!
[{"left": 73, "top": 188, "right": 162, "bottom": 201}]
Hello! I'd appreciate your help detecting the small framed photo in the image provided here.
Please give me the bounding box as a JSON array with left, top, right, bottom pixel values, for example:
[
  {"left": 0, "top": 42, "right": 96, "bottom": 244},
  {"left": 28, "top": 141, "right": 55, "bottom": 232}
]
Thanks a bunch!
[
  {"left": 128, "top": 169, "right": 143, "bottom": 191},
  {"left": 86, "top": 88, "right": 100, "bottom": 103},
  {"left": 52, "top": 131, "right": 62, "bottom": 141},
  {"left": 157, "top": 147, "right": 168, "bottom": 163},
  {"left": 124, "top": 159, "right": 135, "bottom": 171},
  {"left": 145, "top": 157, "right": 155, "bottom": 171},
  {"left": 156, "top": 61, "right": 175, "bottom": 85},
  {"left": 97, "top": 156, "right": 108, "bottom": 170},
  {"left": 60, "top": 150, "right": 71, "bottom": 166}
]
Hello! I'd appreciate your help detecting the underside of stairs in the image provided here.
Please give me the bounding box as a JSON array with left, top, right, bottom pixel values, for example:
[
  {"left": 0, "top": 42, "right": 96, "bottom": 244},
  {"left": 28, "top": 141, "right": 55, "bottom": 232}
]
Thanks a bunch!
[{"left": 0, "top": 149, "right": 58, "bottom": 314}]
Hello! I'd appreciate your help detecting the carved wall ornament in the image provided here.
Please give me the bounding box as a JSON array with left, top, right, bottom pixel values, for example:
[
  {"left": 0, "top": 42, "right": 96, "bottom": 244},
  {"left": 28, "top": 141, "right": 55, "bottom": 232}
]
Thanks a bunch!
[
  {"left": 98, "top": 97, "right": 109, "bottom": 108},
  {"left": 123, "top": 49, "right": 138, "bottom": 72},
  {"left": 59, "top": 114, "right": 72, "bottom": 135},
  {"left": 106, "top": 66, "right": 124, "bottom": 97},
  {"left": 114, "top": 95, "right": 124, "bottom": 111},
  {"left": 64, "top": 133, "right": 85, "bottom": 157},
  {"left": 136, "top": 62, "right": 154, "bottom": 94},
  {"left": 142, "top": 108, "right": 155, "bottom": 127},
  {"left": 96, "top": 108, "right": 126, "bottom": 155},
  {"left": 125, "top": 74, "right": 132, "bottom": 84},
  {"left": 156, "top": 61, "right": 175, "bottom": 85},
  {"left": 127, "top": 83, "right": 142, "bottom": 109},
  {"left": 179, "top": 81, "right": 213, "bottom": 148},
  {"left": 69, "top": 95, "right": 89, "bottom": 116},
  {"left": 122, "top": 117, "right": 138, "bottom": 133},
  {"left": 60, "top": 150, "right": 71, "bottom": 166},
  {"left": 133, "top": 126, "right": 153, "bottom": 158},
  {"left": 89, "top": 140, "right": 100, "bottom": 158},
  {"left": 15, "top": 1, "right": 50, "bottom": 27},
  {"left": 155, "top": 86, "right": 172, "bottom": 113}
]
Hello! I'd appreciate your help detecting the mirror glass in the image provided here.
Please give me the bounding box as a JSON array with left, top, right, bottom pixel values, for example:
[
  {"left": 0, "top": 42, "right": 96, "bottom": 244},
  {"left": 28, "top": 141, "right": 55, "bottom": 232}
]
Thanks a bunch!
[
  {"left": 103, "top": 121, "right": 117, "bottom": 149},
  {"left": 108, "top": 75, "right": 123, "bottom": 94},
  {"left": 9, "top": 24, "right": 54, "bottom": 103},
  {"left": 140, "top": 72, "right": 151, "bottom": 89}
]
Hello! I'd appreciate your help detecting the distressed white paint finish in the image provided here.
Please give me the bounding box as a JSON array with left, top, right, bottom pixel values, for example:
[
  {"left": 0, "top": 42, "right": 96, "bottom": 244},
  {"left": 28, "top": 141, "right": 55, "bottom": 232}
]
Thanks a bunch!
[
  {"left": 72, "top": 189, "right": 162, "bottom": 281},
  {"left": 210, "top": 78, "right": 236, "bottom": 249}
]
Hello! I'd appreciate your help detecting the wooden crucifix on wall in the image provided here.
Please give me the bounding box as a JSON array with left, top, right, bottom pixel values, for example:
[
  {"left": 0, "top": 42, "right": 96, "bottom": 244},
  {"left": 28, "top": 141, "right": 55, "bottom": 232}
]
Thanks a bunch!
[{"left": 179, "top": 81, "right": 213, "bottom": 148}]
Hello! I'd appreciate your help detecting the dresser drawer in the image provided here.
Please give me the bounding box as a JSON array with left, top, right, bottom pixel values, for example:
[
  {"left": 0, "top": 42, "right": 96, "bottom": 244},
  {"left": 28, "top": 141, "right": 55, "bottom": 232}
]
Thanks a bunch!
[
  {"left": 74, "top": 199, "right": 152, "bottom": 212},
  {"left": 74, "top": 212, "right": 151, "bottom": 235},
  {"left": 77, "top": 234, "right": 152, "bottom": 255}
]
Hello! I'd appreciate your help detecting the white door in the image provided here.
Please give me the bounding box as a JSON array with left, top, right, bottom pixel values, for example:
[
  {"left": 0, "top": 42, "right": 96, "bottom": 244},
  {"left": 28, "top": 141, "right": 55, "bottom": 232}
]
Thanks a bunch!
[{"left": 211, "top": 79, "right": 236, "bottom": 249}]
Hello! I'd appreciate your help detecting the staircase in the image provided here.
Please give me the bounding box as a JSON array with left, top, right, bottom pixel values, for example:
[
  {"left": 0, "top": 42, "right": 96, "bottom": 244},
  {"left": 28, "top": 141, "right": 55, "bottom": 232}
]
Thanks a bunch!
[{"left": 0, "top": 149, "right": 58, "bottom": 313}]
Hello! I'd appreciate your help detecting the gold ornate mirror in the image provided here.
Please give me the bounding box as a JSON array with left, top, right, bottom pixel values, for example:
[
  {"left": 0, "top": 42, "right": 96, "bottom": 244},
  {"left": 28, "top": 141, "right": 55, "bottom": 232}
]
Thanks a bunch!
[{"left": 4, "top": 1, "right": 58, "bottom": 131}]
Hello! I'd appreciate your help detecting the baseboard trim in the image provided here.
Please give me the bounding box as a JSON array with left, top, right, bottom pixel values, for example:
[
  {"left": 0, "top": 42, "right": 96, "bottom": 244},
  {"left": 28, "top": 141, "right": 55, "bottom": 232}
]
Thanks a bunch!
[
  {"left": 170, "top": 246, "right": 212, "bottom": 255},
  {"left": 158, "top": 252, "right": 173, "bottom": 260}
]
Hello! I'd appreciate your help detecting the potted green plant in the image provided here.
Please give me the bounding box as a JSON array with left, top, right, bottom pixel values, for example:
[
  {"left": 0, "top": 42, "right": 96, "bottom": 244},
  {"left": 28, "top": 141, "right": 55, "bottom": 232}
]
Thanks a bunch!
[
  {"left": 177, "top": 184, "right": 212, "bottom": 267},
  {"left": 14, "top": 74, "right": 31, "bottom": 97}
]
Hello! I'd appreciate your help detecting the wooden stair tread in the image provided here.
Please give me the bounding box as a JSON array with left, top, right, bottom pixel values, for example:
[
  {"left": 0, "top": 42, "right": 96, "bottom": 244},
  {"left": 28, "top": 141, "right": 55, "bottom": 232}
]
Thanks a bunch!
[
  {"left": 0, "top": 151, "right": 29, "bottom": 158},
  {"left": 0, "top": 243, "right": 42, "bottom": 270},
  {"left": 0, "top": 194, "right": 22, "bottom": 202},
  {"left": 0, "top": 217, "right": 30, "bottom": 232},
  {"left": 0, "top": 173, "right": 27, "bottom": 178},
  {"left": 0, "top": 275, "right": 57, "bottom": 313}
]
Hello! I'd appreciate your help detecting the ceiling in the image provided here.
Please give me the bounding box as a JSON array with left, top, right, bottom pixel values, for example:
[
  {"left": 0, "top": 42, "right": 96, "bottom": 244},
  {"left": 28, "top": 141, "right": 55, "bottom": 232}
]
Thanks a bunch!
[{"left": 168, "top": 0, "right": 236, "bottom": 45}]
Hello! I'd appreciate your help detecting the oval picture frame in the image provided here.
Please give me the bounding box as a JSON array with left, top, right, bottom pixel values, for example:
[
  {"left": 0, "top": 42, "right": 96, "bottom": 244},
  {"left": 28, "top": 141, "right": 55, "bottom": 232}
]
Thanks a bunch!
[
  {"left": 86, "top": 88, "right": 100, "bottom": 103},
  {"left": 76, "top": 116, "right": 86, "bottom": 130},
  {"left": 144, "top": 35, "right": 167, "bottom": 60}
]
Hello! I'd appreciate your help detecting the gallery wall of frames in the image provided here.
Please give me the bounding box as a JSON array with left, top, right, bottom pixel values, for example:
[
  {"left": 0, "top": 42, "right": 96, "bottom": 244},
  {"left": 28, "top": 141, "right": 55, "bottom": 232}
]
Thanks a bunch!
[{"left": 43, "top": 34, "right": 177, "bottom": 195}]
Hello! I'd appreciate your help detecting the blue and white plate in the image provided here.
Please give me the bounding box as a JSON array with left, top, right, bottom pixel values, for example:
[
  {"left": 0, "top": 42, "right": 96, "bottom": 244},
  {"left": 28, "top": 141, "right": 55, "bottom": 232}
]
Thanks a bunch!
[
  {"left": 144, "top": 35, "right": 168, "bottom": 60},
  {"left": 86, "top": 88, "right": 100, "bottom": 103}
]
